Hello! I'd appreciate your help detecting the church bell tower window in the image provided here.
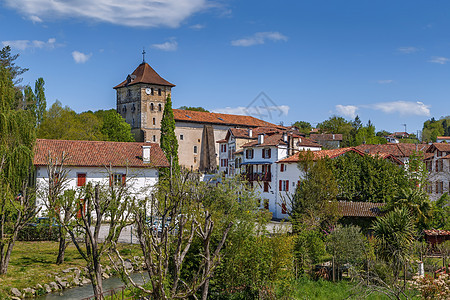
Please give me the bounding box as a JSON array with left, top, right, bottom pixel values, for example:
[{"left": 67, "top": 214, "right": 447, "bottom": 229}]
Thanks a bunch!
[{"left": 158, "top": 104, "right": 162, "bottom": 111}]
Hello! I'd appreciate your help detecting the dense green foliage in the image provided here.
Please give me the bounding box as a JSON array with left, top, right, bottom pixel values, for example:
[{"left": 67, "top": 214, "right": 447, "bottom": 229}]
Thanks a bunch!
[
  {"left": 326, "top": 225, "right": 366, "bottom": 267},
  {"left": 178, "top": 105, "right": 209, "bottom": 112},
  {"left": 0, "top": 45, "right": 28, "bottom": 85},
  {"left": 160, "top": 95, "right": 180, "bottom": 177},
  {"left": 372, "top": 207, "right": 416, "bottom": 280},
  {"left": 329, "top": 152, "right": 408, "bottom": 203},
  {"left": 292, "top": 120, "right": 312, "bottom": 135},
  {"left": 422, "top": 116, "right": 450, "bottom": 142},
  {"left": 37, "top": 101, "right": 134, "bottom": 142},
  {"left": 317, "top": 115, "right": 386, "bottom": 147},
  {"left": 292, "top": 154, "right": 339, "bottom": 230},
  {"left": 0, "top": 48, "right": 41, "bottom": 275}
]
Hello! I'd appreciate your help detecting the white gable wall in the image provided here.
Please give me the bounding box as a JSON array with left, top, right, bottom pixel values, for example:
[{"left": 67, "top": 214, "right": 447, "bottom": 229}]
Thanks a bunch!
[{"left": 35, "top": 165, "right": 159, "bottom": 217}]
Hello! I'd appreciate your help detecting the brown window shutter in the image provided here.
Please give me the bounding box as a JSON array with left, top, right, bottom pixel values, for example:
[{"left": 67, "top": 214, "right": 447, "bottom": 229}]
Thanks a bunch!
[
  {"left": 262, "top": 149, "right": 265, "bottom": 159},
  {"left": 109, "top": 175, "right": 112, "bottom": 187},
  {"left": 279, "top": 180, "right": 282, "bottom": 191},
  {"left": 268, "top": 149, "right": 271, "bottom": 158},
  {"left": 286, "top": 180, "right": 289, "bottom": 192}
]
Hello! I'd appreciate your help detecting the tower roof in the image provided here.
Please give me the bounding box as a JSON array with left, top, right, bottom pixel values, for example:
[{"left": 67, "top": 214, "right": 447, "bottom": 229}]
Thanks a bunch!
[{"left": 113, "top": 62, "right": 175, "bottom": 89}]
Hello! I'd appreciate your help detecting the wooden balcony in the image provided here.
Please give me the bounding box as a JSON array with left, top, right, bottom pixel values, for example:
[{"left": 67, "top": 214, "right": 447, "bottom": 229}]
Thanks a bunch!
[{"left": 245, "top": 172, "right": 271, "bottom": 182}]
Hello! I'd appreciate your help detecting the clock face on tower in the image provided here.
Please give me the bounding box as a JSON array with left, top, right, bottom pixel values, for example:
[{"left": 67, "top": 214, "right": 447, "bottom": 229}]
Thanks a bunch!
[{"left": 145, "top": 88, "right": 152, "bottom": 95}]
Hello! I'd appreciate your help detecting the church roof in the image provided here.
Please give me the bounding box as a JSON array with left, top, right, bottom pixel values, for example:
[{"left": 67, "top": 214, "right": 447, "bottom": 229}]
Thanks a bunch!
[
  {"left": 173, "top": 109, "right": 284, "bottom": 128},
  {"left": 114, "top": 62, "right": 175, "bottom": 89}
]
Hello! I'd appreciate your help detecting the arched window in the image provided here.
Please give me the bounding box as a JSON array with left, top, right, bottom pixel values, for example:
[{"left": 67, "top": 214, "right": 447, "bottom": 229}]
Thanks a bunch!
[
  {"left": 158, "top": 103, "right": 162, "bottom": 111},
  {"left": 153, "top": 118, "right": 156, "bottom": 125},
  {"left": 150, "top": 103, "right": 154, "bottom": 111}
]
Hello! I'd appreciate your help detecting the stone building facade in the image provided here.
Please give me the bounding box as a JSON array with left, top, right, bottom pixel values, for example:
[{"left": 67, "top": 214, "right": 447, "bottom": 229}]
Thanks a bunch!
[{"left": 114, "top": 61, "right": 283, "bottom": 172}]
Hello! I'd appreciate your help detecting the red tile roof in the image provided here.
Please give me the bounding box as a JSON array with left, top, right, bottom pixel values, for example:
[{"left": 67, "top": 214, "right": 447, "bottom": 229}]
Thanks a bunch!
[
  {"left": 229, "top": 127, "right": 280, "bottom": 139},
  {"left": 424, "top": 229, "right": 450, "bottom": 236},
  {"left": 241, "top": 132, "right": 319, "bottom": 148},
  {"left": 338, "top": 201, "right": 385, "bottom": 218},
  {"left": 173, "top": 109, "right": 284, "bottom": 128},
  {"left": 428, "top": 143, "right": 450, "bottom": 152},
  {"left": 34, "top": 139, "right": 169, "bottom": 168},
  {"left": 114, "top": 62, "right": 175, "bottom": 89},
  {"left": 216, "top": 139, "right": 227, "bottom": 143},
  {"left": 355, "top": 143, "right": 429, "bottom": 158},
  {"left": 310, "top": 133, "right": 343, "bottom": 141},
  {"left": 277, "top": 147, "right": 364, "bottom": 163},
  {"left": 437, "top": 136, "right": 450, "bottom": 139}
]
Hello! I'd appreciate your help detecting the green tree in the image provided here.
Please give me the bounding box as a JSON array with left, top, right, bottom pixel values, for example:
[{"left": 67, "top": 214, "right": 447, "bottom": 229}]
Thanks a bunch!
[
  {"left": 292, "top": 152, "right": 339, "bottom": 231},
  {"left": 160, "top": 95, "right": 179, "bottom": 177},
  {"left": 0, "top": 45, "right": 28, "bottom": 85},
  {"left": 372, "top": 207, "right": 416, "bottom": 281},
  {"left": 96, "top": 109, "right": 134, "bottom": 142},
  {"left": 293, "top": 120, "right": 312, "bottom": 135},
  {"left": 38, "top": 103, "right": 133, "bottom": 142},
  {"left": 0, "top": 63, "right": 37, "bottom": 275},
  {"left": 422, "top": 116, "right": 449, "bottom": 142},
  {"left": 317, "top": 116, "right": 354, "bottom": 147},
  {"left": 429, "top": 193, "right": 450, "bottom": 230},
  {"left": 178, "top": 106, "right": 209, "bottom": 112},
  {"left": 330, "top": 152, "right": 408, "bottom": 203}
]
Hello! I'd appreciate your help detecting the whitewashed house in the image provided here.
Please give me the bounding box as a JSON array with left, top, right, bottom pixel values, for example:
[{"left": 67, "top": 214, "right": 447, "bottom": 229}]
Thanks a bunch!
[
  {"left": 33, "top": 139, "right": 169, "bottom": 216},
  {"left": 239, "top": 131, "right": 321, "bottom": 219},
  {"left": 424, "top": 143, "right": 450, "bottom": 201}
]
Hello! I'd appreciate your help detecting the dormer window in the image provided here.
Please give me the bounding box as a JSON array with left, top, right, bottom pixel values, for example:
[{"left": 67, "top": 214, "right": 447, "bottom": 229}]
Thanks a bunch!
[{"left": 158, "top": 88, "right": 162, "bottom": 96}]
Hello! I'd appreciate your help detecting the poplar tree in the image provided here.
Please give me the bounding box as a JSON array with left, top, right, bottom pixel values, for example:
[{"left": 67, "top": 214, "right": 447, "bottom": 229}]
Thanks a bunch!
[{"left": 160, "top": 94, "right": 180, "bottom": 177}]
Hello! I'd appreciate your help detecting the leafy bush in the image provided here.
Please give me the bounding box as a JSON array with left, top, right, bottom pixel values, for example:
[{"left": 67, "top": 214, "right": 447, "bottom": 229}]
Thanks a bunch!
[{"left": 17, "top": 224, "right": 59, "bottom": 241}]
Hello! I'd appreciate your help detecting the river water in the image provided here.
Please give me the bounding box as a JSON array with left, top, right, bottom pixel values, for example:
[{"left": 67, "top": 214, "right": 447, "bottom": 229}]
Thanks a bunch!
[{"left": 36, "top": 273, "right": 149, "bottom": 300}]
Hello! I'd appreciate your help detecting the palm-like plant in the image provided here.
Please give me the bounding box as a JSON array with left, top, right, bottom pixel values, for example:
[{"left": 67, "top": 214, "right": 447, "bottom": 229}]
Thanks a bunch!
[
  {"left": 372, "top": 207, "right": 416, "bottom": 281},
  {"left": 386, "top": 187, "right": 431, "bottom": 230}
]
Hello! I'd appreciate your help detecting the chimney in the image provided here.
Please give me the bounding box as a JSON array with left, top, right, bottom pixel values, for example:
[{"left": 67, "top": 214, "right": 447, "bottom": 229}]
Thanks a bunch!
[
  {"left": 248, "top": 128, "right": 253, "bottom": 138},
  {"left": 332, "top": 134, "right": 335, "bottom": 140},
  {"left": 142, "top": 145, "right": 151, "bottom": 163},
  {"left": 283, "top": 132, "right": 288, "bottom": 143},
  {"left": 258, "top": 134, "right": 264, "bottom": 144}
]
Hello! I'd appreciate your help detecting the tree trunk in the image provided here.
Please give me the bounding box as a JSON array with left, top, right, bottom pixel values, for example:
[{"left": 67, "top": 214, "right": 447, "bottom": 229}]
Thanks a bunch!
[
  {"left": 0, "top": 236, "right": 16, "bottom": 275},
  {"left": 56, "top": 228, "right": 66, "bottom": 264},
  {"left": 90, "top": 262, "right": 104, "bottom": 300}
]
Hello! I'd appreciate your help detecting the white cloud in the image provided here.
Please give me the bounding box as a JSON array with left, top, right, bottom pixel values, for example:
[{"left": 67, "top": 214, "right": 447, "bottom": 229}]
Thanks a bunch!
[
  {"left": 377, "top": 79, "right": 394, "bottom": 84},
  {"left": 2, "top": 38, "right": 56, "bottom": 50},
  {"left": 29, "top": 15, "right": 43, "bottom": 23},
  {"left": 190, "top": 24, "right": 205, "bottom": 30},
  {"left": 4, "top": 0, "right": 208, "bottom": 28},
  {"left": 213, "top": 105, "right": 290, "bottom": 117},
  {"left": 231, "top": 31, "right": 288, "bottom": 47},
  {"left": 369, "top": 101, "right": 431, "bottom": 116},
  {"left": 336, "top": 105, "right": 358, "bottom": 118},
  {"left": 151, "top": 38, "right": 178, "bottom": 51},
  {"left": 72, "top": 51, "right": 92, "bottom": 63},
  {"left": 429, "top": 56, "right": 449, "bottom": 64},
  {"left": 397, "top": 46, "right": 419, "bottom": 54}
]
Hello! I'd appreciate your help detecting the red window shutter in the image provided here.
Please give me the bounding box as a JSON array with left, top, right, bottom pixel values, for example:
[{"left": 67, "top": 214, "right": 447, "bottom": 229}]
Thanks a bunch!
[
  {"left": 286, "top": 180, "right": 289, "bottom": 192},
  {"left": 282, "top": 203, "right": 287, "bottom": 214},
  {"left": 268, "top": 149, "right": 271, "bottom": 158},
  {"left": 281, "top": 164, "right": 284, "bottom": 172},
  {"left": 77, "top": 173, "right": 86, "bottom": 186},
  {"left": 122, "top": 174, "right": 126, "bottom": 186},
  {"left": 109, "top": 175, "right": 112, "bottom": 186},
  {"left": 279, "top": 180, "right": 282, "bottom": 191}
]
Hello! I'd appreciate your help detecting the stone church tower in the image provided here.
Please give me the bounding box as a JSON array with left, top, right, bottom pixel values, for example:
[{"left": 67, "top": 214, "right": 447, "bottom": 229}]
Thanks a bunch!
[{"left": 113, "top": 60, "right": 175, "bottom": 143}]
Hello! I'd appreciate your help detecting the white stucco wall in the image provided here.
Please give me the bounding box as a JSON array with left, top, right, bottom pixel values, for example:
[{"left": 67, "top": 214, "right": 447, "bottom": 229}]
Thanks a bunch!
[{"left": 35, "top": 165, "right": 159, "bottom": 216}]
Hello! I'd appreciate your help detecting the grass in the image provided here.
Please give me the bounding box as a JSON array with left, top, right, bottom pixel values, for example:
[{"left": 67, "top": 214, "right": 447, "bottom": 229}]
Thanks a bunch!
[{"left": 0, "top": 241, "right": 143, "bottom": 299}]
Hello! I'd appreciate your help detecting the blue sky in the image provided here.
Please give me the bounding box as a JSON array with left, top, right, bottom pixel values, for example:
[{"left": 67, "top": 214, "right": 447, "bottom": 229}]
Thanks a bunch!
[{"left": 1, "top": 0, "right": 449, "bottom": 135}]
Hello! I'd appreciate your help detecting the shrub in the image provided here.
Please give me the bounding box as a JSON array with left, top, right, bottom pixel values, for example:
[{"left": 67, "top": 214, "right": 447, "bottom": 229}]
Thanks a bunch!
[{"left": 17, "top": 224, "right": 59, "bottom": 241}]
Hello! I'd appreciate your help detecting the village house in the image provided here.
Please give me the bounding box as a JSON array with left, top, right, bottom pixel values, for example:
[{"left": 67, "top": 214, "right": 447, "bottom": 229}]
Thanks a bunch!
[
  {"left": 33, "top": 139, "right": 169, "bottom": 216},
  {"left": 424, "top": 143, "right": 450, "bottom": 201},
  {"left": 436, "top": 136, "right": 450, "bottom": 143},
  {"left": 309, "top": 133, "right": 343, "bottom": 149},
  {"left": 114, "top": 60, "right": 282, "bottom": 172},
  {"left": 229, "top": 130, "right": 321, "bottom": 219}
]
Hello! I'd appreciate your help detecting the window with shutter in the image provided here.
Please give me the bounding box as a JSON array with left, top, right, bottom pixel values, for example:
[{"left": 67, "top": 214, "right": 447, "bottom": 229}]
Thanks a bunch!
[
  {"left": 282, "top": 203, "right": 287, "bottom": 214},
  {"left": 286, "top": 180, "right": 289, "bottom": 192},
  {"left": 77, "top": 173, "right": 86, "bottom": 186}
]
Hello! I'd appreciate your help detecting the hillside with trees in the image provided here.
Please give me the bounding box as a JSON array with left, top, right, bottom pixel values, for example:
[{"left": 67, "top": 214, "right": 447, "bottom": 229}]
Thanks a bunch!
[{"left": 422, "top": 116, "right": 450, "bottom": 142}]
